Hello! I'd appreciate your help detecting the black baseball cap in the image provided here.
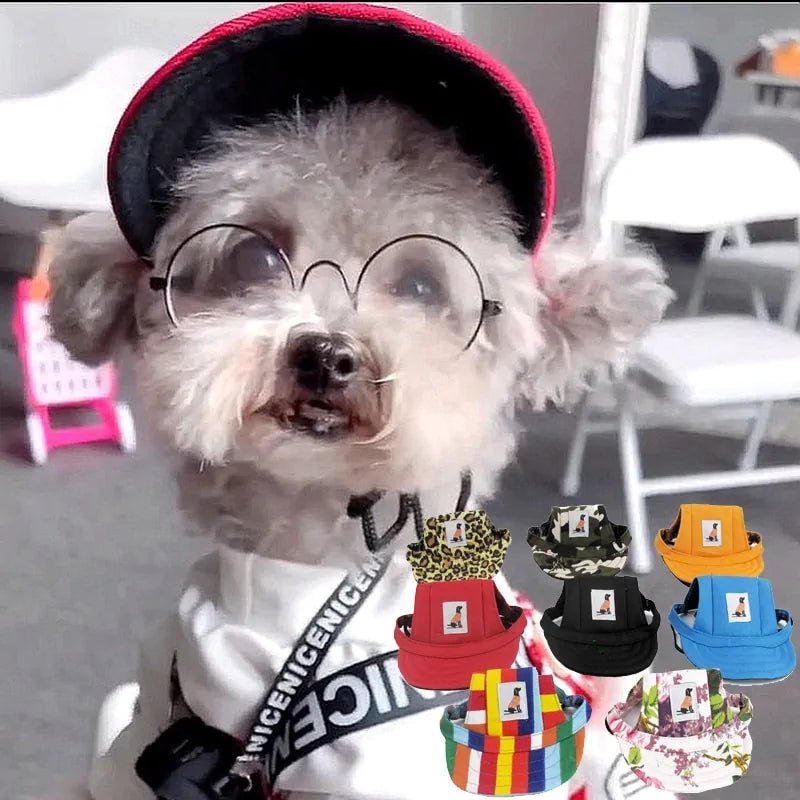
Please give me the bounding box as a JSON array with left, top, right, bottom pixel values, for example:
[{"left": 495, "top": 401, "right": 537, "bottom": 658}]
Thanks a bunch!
[
  {"left": 540, "top": 575, "right": 660, "bottom": 677},
  {"left": 106, "top": 2, "right": 554, "bottom": 260}
]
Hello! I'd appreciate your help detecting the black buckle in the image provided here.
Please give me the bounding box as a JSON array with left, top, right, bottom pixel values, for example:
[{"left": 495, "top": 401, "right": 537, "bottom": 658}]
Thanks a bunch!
[{"left": 135, "top": 717, "right": 260, "bottom": 800}]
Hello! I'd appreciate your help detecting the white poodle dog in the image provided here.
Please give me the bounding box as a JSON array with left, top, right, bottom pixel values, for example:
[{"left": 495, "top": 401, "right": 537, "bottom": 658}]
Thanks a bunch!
[{"left": 43, "top": 6, "right": 672, "bottom": 800}]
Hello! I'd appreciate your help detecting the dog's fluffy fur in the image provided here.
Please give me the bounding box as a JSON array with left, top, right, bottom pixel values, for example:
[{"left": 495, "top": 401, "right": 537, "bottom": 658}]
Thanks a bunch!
[
  {"left": 46, "top": 100, "right": 672, "bottom": 797},
  {"left": 50, "top": 101, "right": 670, "bottom": 554}
]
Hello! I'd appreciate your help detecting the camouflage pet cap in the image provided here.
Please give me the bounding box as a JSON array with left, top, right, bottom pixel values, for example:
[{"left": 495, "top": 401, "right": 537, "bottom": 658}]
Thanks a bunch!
[{"left": 527, "top": 504, "right": 630, "bottom": 580}]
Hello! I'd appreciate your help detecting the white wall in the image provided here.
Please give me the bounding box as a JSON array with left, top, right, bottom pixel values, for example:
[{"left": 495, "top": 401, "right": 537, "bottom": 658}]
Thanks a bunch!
[
  {"left": 0, "top": 2, "right": 462, "bottom": 236},
  {"left": 0, "top": 2, "right": 462, "bottom": 99},
  {"left": 0, "top": 3, "right": 602, "bottom": 238},
  {"left": 462, "top": 3, "right": 600, "bottom": 217}
]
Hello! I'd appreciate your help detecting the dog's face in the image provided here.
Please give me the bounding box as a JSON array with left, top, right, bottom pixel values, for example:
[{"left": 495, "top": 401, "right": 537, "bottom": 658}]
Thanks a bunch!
[
  {"left": 127, "top": 102, "right": 544, "bottom": 496},
  {"left": 49, "top": 100, "right": 671, "bottom": 502}
]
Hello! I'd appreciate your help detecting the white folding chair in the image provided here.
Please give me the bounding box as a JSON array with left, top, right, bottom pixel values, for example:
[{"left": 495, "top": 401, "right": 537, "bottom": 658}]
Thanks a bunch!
[
  {"left": 683, "top": 136, "right": 800, "bottom": 322},
  {"left": 562, "top": 134, "right": 800, "bottom": 573}
]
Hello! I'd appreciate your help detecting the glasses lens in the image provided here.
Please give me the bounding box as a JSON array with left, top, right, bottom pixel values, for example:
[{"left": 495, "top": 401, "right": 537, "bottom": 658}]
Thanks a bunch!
[
  {"left": 164, "top": 225, "right": 294, "bottom": 323},
  {"left": 355, "top": 236, "right": 484, "bottom": 350}
]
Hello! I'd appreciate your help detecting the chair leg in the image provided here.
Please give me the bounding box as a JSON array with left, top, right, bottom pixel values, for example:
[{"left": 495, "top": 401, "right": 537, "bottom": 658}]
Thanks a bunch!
[
  {"left": 750, "top": 286, "right": 770, "bottom": 321},
  {"left": 729, "top": 222, "right": 751, "bottom": 248},
  {"left": 617, "top": 388, "right": 652, "bottom": 574},
  {"left": 685, "top": 263, "right": 709, "bottom": 316},
  {"left": 560, "top": 393, "right": 593, "bottom": 496},
  {"left": 738, "top": 401, "right": 774, "bottom": 471},
  {"left": 688, "top": 227, "right": 728, "bottom": 317}
]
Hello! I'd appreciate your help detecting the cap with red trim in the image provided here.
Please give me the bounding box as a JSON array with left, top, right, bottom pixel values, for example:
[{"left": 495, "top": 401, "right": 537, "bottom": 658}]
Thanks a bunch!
[{"left": 107, "top": 2, "right": 554, "bottom": 259}]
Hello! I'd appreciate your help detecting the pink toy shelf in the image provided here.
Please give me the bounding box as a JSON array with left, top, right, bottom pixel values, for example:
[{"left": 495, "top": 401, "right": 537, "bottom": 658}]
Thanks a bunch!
[{"left": 12, "top": 277, "right": 136, "bottom": 464}]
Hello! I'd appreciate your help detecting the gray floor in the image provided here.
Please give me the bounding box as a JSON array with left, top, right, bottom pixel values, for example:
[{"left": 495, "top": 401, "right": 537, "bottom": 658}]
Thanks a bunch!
[{"left": 1, "top": 257, "right": 798, "bottom": 800}]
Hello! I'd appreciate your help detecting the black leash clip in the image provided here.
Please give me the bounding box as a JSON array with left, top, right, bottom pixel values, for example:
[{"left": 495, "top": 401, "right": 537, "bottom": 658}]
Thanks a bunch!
[{"left": 135, "top": 717, "right": 260, "bottom": 800}]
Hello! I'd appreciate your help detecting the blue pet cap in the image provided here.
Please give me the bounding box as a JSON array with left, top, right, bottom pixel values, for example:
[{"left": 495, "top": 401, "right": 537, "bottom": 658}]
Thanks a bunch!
[{"left": 670, "top": 575, "right": 795, "bottom": 683}]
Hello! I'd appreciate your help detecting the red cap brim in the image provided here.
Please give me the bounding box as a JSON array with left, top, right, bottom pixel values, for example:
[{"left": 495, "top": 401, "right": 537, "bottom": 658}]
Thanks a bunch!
[{"left": 394, "top": 611, "right": 526, "bottom": 690}]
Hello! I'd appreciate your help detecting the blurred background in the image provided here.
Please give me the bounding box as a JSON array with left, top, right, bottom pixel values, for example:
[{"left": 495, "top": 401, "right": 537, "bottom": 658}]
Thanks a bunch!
[{"left": 1, "top": 3, "right": 800, "bottom": 800}]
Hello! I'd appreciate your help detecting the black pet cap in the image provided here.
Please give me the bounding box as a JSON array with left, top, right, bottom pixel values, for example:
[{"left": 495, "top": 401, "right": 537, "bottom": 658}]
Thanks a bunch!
[
  {"left": 540, "top": 575, "right": 660, "bottom": 678},
  {"left": 107, "top": 2, "right": 555, "bottom": 260}
]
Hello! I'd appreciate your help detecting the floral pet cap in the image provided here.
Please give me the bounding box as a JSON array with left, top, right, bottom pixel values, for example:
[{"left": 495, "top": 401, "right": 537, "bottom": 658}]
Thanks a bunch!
[
  {"left": 527, "top": 504, "right": 630, "bottom": 580},
  {"left": 440, "top": 667, "right": 591, "bottom": 795},
  {"left": 406, "top": 510, "right": 511, "bottom": 583},
  {"left": 605, "top": 668, "right": 753, "bottom": 794}
]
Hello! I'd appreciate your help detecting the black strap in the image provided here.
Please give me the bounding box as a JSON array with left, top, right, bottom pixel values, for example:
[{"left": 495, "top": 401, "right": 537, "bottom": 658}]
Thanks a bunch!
[
  {"left": 455, "top": 470, "right": 471, "bottom": 514},
  {"left": 160, "top": 475, "right": 474, "bottom": 798},
  {"left": 264, "top": 650, "right": 467, "bottom": 784},
  {"left": 155, "top": 552, "right": 397, "bottom": 800},
  {"left": 641, "top": 596, "right": 660, "bottom": 628},
  {"left": 230, "top": 552, "right": 390, "bottom": 777},
  {"left": 229, "top": 473, "right": 473, "bottom": 788},
  {"left": 672, "top": 624, "right": 685, "bottom": 654},
  {"left": 357, "top": 492, "right": 418, "bottom": 553},
  {"left": 348, "top": 471, "right": 472, "bottom": 551}
]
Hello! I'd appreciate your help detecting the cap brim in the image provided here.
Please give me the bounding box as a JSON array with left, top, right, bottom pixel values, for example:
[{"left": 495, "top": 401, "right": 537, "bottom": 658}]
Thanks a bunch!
[
  {"left": 545, "top": 631, "right": 658, "bottom": 678},
  {"left": 673, "top": 626, "right": 796, "bottom": 683},
  {"left": 620, "top": 733, "right": 753, "bottom": 794},
  {"left": 659, "top": 553, "right": 764, "bottom": 585},
  {"left": 108, "top": 2, "right": 553, "bottom": 258},
  {"left": 395, "top": 611, "right": 526, "bottom": 690},
  {"left": 540, "top": 612, "right": 659, "bottom": 678},
  {"left": 462, "top": 736, "right": 583, "bottom": 791},
  {"left": 532, "top": 553, "right": 628, "bottom": 580}
]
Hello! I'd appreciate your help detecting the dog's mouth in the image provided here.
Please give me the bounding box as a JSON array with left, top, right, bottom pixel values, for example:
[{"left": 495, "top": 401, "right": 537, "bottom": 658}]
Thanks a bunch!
[
  {"left": 259, "top": 395, "right": 368, "bottom": 438},
  {"left": 254, "top": 334, "right": 386, "bottom": 439}
]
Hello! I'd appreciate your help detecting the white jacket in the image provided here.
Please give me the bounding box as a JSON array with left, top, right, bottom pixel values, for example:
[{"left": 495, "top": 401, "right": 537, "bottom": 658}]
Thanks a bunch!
[{"left": 87, "top": 545, "right": 573, "bottom": 800}]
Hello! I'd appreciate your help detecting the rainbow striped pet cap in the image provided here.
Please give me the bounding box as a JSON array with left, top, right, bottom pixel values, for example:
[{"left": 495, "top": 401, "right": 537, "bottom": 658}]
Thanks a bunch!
[{"left": 439, "top": 667, "right": 591, "bottom": 795}]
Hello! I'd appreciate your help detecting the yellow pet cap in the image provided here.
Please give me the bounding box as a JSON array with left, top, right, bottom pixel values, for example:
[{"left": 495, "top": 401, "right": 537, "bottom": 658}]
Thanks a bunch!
[{"left": 655, "top": 504, "right": 764, "bottom": 585}]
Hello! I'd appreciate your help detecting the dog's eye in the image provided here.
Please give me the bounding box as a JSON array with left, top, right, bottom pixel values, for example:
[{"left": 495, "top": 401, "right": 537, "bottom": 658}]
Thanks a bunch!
[
  {"left": 208, "top": 235, "right": 291, "bottom": 296},
  {"left": 230, "top": 237, "right": 288, "bottom": 284},
  {"left": 163, "top": 227, "right": 295, "bottom": 322},
  {"left": 389, "top": 266, "right": 446, "bottom": 307}
]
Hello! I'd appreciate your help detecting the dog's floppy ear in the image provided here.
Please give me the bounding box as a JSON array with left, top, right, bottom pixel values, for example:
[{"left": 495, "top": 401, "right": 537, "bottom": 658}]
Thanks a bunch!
[
  {"left": 521, "top": 229, "right": 674, "bottom": 408},
  {"left": 47, "top": 211, "right": 145, "bottom": 366}
]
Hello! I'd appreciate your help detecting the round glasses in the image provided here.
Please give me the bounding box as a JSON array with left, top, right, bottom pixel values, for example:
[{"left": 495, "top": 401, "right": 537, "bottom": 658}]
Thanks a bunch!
[{"left": 149, "top": 224, "right": 502, "bottom": 351}]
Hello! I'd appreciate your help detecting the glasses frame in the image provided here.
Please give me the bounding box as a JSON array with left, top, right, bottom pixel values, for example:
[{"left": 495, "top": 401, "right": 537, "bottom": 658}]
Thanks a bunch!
[{"left": 149, "top": 223, "right": 503, "bottom": 351}]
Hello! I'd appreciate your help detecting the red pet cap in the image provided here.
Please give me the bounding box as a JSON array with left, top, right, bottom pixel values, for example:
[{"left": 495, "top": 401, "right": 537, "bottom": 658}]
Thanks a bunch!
[
  {"left": 107, "top": 2, "right": 555, "bottom": 260},
  {"left": 395, "top": 578, "right": 527, "bottom": 690}
]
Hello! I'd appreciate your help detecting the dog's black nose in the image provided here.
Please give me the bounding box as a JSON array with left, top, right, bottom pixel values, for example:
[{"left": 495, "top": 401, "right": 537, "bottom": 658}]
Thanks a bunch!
[{"left": 288, "top": 332, "right": 359, "bottom": 393}]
